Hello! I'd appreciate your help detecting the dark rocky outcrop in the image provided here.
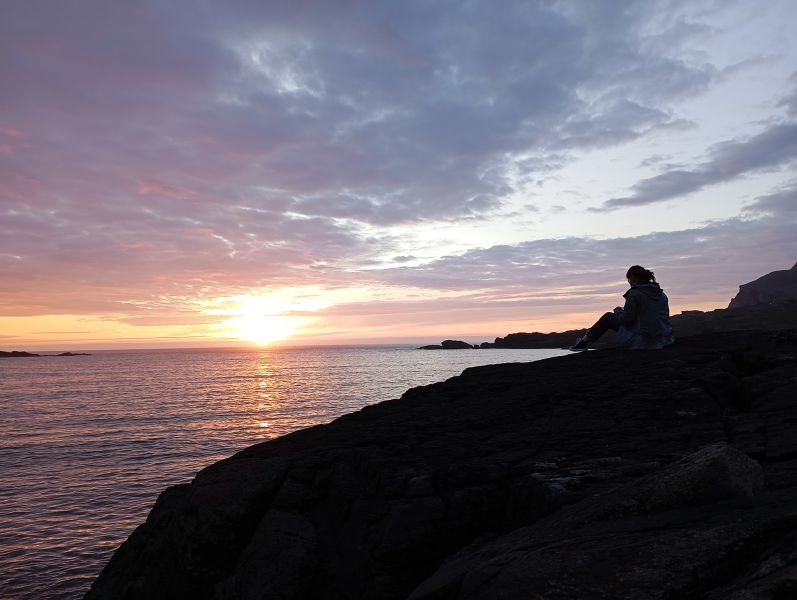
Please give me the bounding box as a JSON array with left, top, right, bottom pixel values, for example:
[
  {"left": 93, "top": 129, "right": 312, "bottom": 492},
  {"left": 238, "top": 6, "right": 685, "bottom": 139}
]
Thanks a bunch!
[
  {"left": 0, "top": 350, "right": 40, "bottom": 357},
  {"left": 672, "top": 299, "right": 797, "bottom": 338},
  {"left": 418, "top": 340, "right": 476, "bottom": 350},
  {"left": 409, "top": 443, "right": 768, "bottom": 600},
  {"left": 57, "top": 351, "right": 92, "bottom": 356},
  {"left": 87, "top": 329, "right": 797, "bottom": 600},
  {"left": 729, "top": 262, "right": 797, "bottom": 308},
  {"left": 490, "top": 329, "right": 589, "bottom": 349}
]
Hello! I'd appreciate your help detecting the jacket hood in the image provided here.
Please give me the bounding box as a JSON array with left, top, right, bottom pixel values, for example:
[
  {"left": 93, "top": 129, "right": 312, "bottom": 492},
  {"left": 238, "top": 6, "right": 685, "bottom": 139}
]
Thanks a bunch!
[{"left": 624, "top": 282, "right": 664, "bottom": 299}]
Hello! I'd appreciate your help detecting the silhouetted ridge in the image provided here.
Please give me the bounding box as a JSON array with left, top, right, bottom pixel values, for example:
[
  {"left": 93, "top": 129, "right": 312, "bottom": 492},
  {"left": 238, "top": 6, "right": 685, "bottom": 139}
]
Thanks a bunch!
[{"left": 728, "top": 261, "right": 797, "bottom": 308}]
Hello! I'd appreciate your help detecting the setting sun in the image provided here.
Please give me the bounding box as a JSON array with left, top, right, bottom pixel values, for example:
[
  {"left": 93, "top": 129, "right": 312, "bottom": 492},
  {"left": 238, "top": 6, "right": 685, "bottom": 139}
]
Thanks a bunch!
[
  {"left": 217, "top": 294, "right": 325, "bottom": 345},
  {"left": 225, "top": 313, "right": 304, "bottom": 345}
]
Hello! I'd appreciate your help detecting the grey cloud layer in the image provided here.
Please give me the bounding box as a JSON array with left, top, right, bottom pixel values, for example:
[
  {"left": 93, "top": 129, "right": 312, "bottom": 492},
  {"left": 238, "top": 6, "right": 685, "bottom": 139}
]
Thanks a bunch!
[
  {"left": 380, "top": 185, "right": 797, "bottom": 305},
  {"left": 0, "top": 1, "right": 791, "bottom": 321},
  {"left": 602, "top": 120, "right": 797, "bottom": 210},
  {"left": 2, "top": 1, "right": 721, "bottom": 217}
]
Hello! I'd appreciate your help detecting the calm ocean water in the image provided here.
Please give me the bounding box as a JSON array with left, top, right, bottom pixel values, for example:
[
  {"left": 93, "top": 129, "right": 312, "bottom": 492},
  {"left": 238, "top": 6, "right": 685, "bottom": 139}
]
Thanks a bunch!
[{"left": 0, "top": 345, "right": 568, "bottom": 599}]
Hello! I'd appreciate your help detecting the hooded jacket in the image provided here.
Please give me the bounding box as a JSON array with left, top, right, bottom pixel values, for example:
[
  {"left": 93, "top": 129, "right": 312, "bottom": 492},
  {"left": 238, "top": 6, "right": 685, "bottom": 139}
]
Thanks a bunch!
[{"left": 615, "top": 282, "right": 674, "bottom": 350}]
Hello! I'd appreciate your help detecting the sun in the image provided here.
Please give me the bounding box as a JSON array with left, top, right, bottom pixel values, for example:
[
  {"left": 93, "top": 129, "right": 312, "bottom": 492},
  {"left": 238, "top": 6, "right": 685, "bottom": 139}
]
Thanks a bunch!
[
  {"left": 225, "top": 313, "right": 303, "bottom": 345},
  {"left": 216, "top": 294, "right": 325, "bottom": 346}
]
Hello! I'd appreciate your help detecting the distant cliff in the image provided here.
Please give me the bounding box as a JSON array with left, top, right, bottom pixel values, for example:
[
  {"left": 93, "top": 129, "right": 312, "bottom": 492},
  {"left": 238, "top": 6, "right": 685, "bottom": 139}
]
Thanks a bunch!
[
  {"left": 729, "top": 262, "right": 797, "bottom": 308},
  {"left": 87, "top": 328, "right": 797, "bottom": 599}
]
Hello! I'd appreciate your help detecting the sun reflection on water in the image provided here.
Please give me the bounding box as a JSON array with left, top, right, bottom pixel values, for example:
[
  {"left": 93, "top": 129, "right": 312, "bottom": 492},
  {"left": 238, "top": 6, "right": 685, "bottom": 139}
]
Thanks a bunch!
[{"left": 0, "top": 345, "right": 569, "bottom": 599}]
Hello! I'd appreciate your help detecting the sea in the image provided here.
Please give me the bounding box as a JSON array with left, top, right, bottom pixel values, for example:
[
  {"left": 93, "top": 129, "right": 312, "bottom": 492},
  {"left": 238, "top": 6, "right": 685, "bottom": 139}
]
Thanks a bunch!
[{"left": 0, "top": 345, "right": 568, "bottom": 599}]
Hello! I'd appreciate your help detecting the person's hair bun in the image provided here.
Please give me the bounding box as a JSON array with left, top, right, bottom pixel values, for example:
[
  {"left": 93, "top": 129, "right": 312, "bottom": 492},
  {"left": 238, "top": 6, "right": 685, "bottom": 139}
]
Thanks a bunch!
[{"left": 626, "top": 265, "right": 656, "bottom": 283}]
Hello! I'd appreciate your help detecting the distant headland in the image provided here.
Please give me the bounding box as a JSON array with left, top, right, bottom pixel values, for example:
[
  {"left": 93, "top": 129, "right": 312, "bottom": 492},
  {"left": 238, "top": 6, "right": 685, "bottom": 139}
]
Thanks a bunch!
[{"left": 0, "top": 351, "right": 92, "bottom": 358}]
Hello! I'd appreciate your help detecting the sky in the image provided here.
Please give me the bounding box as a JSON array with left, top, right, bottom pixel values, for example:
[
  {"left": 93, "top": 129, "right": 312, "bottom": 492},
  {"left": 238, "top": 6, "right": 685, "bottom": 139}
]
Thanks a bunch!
[{"left": 1, "top": 0, "right": 796, "bottom": 349}]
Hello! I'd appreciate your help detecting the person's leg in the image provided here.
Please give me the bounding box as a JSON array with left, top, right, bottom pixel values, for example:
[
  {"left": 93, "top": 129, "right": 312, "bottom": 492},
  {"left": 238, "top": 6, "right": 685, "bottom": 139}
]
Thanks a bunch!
[
  {"left": 570, "top": 312, "right": 620, "bottom": 350},
  {"left": 585, "top": 312, "right": 620, "bottom": 342}
]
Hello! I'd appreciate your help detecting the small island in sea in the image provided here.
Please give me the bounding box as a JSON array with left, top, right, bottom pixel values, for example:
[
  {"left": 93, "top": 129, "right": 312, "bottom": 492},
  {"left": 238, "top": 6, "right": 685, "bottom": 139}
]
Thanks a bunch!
[
  {"left": 0, "top": 351, "right": 92, "bottom": 357},
  {"left": 0, "top": 351, "right": 41, "bottom": 358}
]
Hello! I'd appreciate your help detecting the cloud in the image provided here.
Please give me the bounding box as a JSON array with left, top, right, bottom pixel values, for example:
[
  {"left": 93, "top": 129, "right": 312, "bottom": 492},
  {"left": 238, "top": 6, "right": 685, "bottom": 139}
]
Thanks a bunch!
[
  {"left": 600, "top": 120, "right": 797, "bottom": 210},
  {"left": 743, "top": 180, "right": 797, "bottom": 215},
  {"left": 778, "top": 72, "right": 797, "bottom": 116},
  {"left": 378, "top": 206, "right": 797, "bottom": 310},
  {"left": 0, "top": 0, "right": 730, "bottom": 232},
  {"left": 1, "top": 0, "right": 794, "bottom": 334},
  {"left": 638, "top": 154, "right": 674, "bottom": 168},
  {"left": 552, "top": 101, "right": 695, "bottom": 151}
]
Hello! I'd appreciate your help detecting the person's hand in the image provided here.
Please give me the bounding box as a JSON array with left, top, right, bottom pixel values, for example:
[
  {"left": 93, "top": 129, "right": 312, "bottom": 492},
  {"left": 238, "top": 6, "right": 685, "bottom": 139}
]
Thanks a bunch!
[{"left": 613, "top": 306, "right": 623, "bottom": 314}]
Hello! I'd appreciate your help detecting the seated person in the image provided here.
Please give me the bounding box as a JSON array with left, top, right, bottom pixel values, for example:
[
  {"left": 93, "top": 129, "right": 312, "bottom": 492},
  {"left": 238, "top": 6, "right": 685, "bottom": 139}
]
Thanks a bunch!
[{"left": 571, "top": 265, "right": 674, "bottom": 351}]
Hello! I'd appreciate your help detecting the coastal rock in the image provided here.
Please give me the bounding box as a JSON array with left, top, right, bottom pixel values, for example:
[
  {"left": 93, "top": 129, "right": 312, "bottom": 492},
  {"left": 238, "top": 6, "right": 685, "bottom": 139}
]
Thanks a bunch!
[
  {"left": 492, "top": 330, "right": 589, "bottom": 349},
  {"left": 409, "top": 444, "right": 765, "bottom": 600},
  {"left": 672, "top": 299, "right": 797, "bottom": 338},
  {"left": 729, "top": 262, "right": 797, "bottom": 308},
  {"left": 87, "top": 329, "right": 797, "bottom": 600}
]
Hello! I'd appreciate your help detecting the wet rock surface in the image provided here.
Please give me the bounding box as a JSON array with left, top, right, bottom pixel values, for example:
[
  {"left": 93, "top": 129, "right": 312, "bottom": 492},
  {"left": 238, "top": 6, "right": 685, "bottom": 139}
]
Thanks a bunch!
[{"left": 87, "top": 329, "right": 797, "bottom": 600}]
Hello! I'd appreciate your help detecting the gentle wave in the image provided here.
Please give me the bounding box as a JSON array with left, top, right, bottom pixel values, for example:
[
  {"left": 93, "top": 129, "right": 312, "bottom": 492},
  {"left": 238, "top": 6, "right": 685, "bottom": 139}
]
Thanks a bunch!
[{"left": 0, "top": 346, "right": 567, "bottom": 599}]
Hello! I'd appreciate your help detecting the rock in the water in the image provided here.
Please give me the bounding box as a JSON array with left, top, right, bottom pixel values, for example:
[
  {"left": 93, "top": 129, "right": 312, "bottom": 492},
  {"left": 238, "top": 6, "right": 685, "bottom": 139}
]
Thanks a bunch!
[
  {"left": 0, "top": 350, "right": 40, "bottom": 357},
  {"left": 418, "top": 340, "right": 476, "bottom": 349}
]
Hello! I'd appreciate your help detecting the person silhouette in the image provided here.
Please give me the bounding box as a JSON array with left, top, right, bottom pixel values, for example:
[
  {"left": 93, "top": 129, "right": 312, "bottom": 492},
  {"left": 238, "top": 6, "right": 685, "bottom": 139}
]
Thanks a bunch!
[{"left": 570, "top": 265, "right": 674, "bottom": 351}]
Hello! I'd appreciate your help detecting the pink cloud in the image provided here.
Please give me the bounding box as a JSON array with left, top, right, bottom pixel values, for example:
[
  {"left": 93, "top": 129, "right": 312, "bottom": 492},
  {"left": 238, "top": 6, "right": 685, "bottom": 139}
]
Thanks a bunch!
[
  {"left": 120, "top": 241, "right": 155, "bottom": 251},
  {"left": 0, "top": 175, "right": 43, "bottom": 202},
  {"left": 0, "top": 126, "right": 25, "bottom": 137},
  {"left": 136, "top": 178, "right": 199, "bottom": 200},
  {"left": 182, "top": 227, "right": 217, "bottom": 237}
]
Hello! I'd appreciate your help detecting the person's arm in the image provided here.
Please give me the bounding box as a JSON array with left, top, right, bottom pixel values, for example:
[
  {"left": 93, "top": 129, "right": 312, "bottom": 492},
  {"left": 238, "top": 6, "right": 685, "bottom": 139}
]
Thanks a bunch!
[{"left": 618, "top": 293, "right": 638, "bottom": 326}]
